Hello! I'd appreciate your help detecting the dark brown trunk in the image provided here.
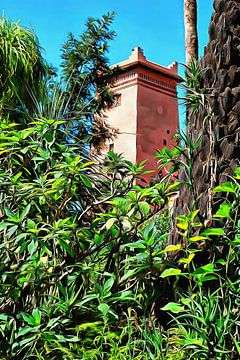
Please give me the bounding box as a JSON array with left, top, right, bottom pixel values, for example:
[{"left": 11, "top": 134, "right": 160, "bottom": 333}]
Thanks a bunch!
[
  {"left": 172, "top": 0, "right": 240, "bottom": 244},
  {"left": 184, "top": 0, "right": 198, "bottom": 65}
]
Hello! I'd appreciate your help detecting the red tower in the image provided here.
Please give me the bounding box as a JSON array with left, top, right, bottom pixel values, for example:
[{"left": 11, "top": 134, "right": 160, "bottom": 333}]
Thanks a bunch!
[{"left": 106, "top": 47, "right": 182, "bottom": 180}]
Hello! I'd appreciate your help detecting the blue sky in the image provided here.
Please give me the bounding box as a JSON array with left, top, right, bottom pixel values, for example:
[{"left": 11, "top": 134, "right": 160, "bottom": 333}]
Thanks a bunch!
[
  {"left": 1, "top": 0, "right": 213, "bottom": 128},
  {"left": 1, "top": 0, "right": 213, "bottom": 70}
]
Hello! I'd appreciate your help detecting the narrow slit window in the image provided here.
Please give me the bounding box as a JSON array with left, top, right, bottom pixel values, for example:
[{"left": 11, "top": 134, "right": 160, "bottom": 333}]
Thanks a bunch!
[
  {"left": 163, "top": 139, "right": 167, "bottom": 146},
  {"left": 167, "top": 130, "right": 170, "bottom": 134},
  {"left": 109, "top": 143, "right": 114, "bottom": 152}
]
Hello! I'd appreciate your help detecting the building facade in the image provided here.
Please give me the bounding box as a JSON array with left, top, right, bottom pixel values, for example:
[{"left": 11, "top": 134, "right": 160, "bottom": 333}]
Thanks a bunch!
[{"left": 106, "top": 47, "right": 181, "bottom": 180}]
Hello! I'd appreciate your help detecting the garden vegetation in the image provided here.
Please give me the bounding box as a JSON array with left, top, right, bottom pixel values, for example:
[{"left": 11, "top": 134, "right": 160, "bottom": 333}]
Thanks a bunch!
[{"left": 0, "top": 10, "right": 239, "bottom": 360}]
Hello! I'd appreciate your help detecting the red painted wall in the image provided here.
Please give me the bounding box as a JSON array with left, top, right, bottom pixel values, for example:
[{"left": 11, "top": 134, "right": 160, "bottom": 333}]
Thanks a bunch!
[{"left": 105, "top": 48, "right": 181, "bottom": 182}]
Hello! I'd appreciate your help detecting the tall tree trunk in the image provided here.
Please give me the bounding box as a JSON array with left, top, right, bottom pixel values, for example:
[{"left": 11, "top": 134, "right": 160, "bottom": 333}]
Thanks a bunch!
[
  {"left": 184, "top": 0, "right": 198, "bottom": 65},
  {"left": 171, "top": 0, "right": 240, "bottom": 244}
]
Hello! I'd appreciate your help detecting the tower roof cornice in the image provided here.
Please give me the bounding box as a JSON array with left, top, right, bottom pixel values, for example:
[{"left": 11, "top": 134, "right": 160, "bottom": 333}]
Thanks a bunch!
[{"left": 112, "top": 47, "right": 183, "bottom": 83}]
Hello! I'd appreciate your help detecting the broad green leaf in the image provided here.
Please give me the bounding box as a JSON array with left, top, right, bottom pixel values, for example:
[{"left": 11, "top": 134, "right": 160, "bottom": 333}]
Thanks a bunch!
[
  {"left": 103, "top": 277, "right": 114, "bottom": 292},
  {"left": 213, "top": 182, "right": 238, "bottom": 194},
  {"left": 6, "top": 225, "right": 18, "bottom": 238},
  {"left": 160, "top": 268, "right": 182, "bottom": 278},
  {"left": 192, "top": 263, "right": 214, "bottom": 275},
  {"left": 189, "top": 235, "right": 207, "bottom": 242},
  {"left": 0, "top": 314, "right": 8, "bottom": 321},
  {"left": 180, "top": 297, "right": 192, "bottom": 305},
  {"left": 178, "top": 253, "right": 195, "bottom": 264},
  {"left": 21, "top": 313, "right": 36, "bottom": 326},
  {"left": 177, "top": 222, "right": 188, "bottom": 230},
  {"left": 98, "top": 303, "right": 109, "bottom": 316},
  {"left": 32, "top": 308, "right": 41, "bottom": 326},
  {"left": 17, "top": 326, "right": 40, "bottom": 337},
  {"left": 80, "top": 174, "right": 92, "bottom": 188},
  {"left": 214, "top": 202, "right": 232, "bottom": 219},
  {"left": 0, "top": 222, "right": 12, "bottom": 231},
  {"left": 160, "top": 244, "right": 181, "bottom": 253},
  {"left": 139, "top": 201, "right": 150, "bottom": 216},
  {"left": 28, "top": 240, "right": 38, "bottom": 256},
  {"left": 122, "top": 219, "right": 132, "bottom": 230},
  {"left": 161, "top": 302, "right": 184, "bottom": 313},
  {"left": 188, "top": 209, "right": 200, "bottom": 221},
  {"left": 125, "top": 241, "right": 146, "bottom": 249},
  {"left": 4, "top": 207, "right": 14, "bottom": 218},
  {"left": 105, "top": 218, "right": 117, "bottom": 230},
  {"left": 201, "top": 228, "right": 224, "bottom": 236}
]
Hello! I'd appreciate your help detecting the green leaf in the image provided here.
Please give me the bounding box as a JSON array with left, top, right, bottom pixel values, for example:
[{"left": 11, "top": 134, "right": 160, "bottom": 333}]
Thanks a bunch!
[
  {"left": 6, "top": 225, "right": 18, "bottom": 238},
  {"left": 0, "top": 222, "right": 12, "bottom": 231},
  {"left": 213, "top": 182, "right": 238, "bottom": 194},
  {"left": 98, "top": 303, "right": 109, "bottom": 316},
  {"left": 17, "top": 326, "right": 40, "bottom": 337},
  {"left": 28, "top": 240, "right": 38, "bottom": 256},
  {"left": 201, "top": 228, "right": 224, "bottom": 236},
  {"left": 214, "top": 202, "right": 232, "bottom": 219},
  {"left": 192, "top": 263, "right": 214, "bottom": 276},
  {"left": 178, "top": 253, "right": 195, "bottom": 264},
  {"left": 180, "top": 297, "right": 192, "bottom": 305},
  {"left": 177, "top": 221, "right": 188, "bottom": 231},
  {"left": 80, "top": 174, "right": 92, "bottom": 188},
  {"left": 160, "top": 244, "right": 181, "bottom": 253},
  {"left": 21, "top": 313, "right": 36, "bottom": 326},
  {"left": 161, "top": 302, "right": 184, "bottom": 313},
  {"left": 189, "top": 235, "right": 207, "bottom": 242},
  {"left": 103, "top": 277, "right": 114, "bottom": 292},
  {"left": 160, "top": 268, "right": 182, "bottom": 278},
  {"left": 105, "top": 218, "right": 117, "bottom": 230},
  {"left": 12, "top": 172, "right": 22, "bottom": 183},
  {"left": 120, "top": 269, "right": 136, "bottom": 283},
  {"left": 4, "top": 207, "right": 14, "bottom": 218},
  {"left": 138, "top": 201, "right": 150, "bottom": 216},
  {"left": 21, "top": 203, "right": 31, "bottom": 221},
  {"left": 32, "top": 308, "right": 41, "bottom": 326},
  {"left": 122, "top": 219, "right": 132, "bottom": 230},
  {"left": 188, "top": 209, "right": 200, "bottom": 221},
  {"left": 125, "top": 241, "right": 146, "bottom": 249}
]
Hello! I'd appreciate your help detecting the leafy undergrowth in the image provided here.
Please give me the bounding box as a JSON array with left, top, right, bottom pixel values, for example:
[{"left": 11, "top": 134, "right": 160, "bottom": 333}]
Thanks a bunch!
[
  {"left": 0, "top": 16, "right": 239, "bottom": 360},
  {"left": 0, "top": 116, "right": 239, "bottom": 359}
]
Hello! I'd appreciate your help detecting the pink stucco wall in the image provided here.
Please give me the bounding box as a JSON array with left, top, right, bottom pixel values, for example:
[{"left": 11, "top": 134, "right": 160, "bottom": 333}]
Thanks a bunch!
[{"left": 105, "top": 48, "right": 181, "bottom": 181}]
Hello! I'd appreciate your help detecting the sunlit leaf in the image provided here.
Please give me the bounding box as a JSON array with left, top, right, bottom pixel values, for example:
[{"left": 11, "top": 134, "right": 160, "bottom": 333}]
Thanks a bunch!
[
  {"left": 160, "top": 268, "right": 182, "bottom": 278},
  {"left": 161, "top": 302, "right": 184, "bottom": 313},
  {"left": 98, "top": 303, "right": 109, "bottom": 316},
  {"left": 160, "top": 244, "right": 181, "bottom": 253}
]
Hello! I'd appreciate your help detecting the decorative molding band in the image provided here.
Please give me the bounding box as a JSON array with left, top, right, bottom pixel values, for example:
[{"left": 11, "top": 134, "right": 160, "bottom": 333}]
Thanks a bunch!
[{"left": 112, "top": 72, "right": 176, "bottom": 93}]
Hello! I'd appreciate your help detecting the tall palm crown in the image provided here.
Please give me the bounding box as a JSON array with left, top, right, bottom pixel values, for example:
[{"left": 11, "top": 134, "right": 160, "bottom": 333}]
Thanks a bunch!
[{"left": 0, "top": 17, "right": 48, "bottom": 117}]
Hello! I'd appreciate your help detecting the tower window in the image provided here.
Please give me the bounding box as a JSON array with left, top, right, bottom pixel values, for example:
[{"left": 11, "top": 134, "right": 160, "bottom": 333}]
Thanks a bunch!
[
  {"left": 167, "top": 130, "right": 170, "bottom": 134},
  {"left": 163, "top": 139, "right": 167, "bottom": 146},
  {"left": 109, "top": 143, "right": 114, "bottom": 152}
]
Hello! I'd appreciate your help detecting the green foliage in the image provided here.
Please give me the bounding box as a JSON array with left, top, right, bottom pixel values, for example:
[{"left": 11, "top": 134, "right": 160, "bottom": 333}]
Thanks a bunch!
[
  {"left": 0, "top": 16, "right": 49, "bottom": 117},
  {"left": 0, "top": 13, "right": 239, "bottom": 360},
  {"left": 60, "top": 12, "right": 119, "bottom": 146}
]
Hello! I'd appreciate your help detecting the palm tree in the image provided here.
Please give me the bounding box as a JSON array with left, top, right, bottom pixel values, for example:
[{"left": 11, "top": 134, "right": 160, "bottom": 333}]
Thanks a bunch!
[
  {"left": 0, "top": 16, "right": 49, "bottom": 118},
  {"left": 172, "top": 0, "right": 240, "bottom": 244},
  {"left": 184, "top": 0, "right": 198, "bottom": 65}
]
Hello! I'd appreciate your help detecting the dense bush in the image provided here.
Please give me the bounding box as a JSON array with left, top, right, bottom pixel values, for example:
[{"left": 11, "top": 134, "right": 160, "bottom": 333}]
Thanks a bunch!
[{"left": 0, "top": 13, "right": 240, "bottom": 360}]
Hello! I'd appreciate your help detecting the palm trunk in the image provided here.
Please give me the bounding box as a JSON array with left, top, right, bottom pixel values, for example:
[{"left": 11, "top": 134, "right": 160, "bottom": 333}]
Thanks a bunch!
[
  {"left": 184, "top": 0, "right": 198, "bottom": 65},
  {"left": 171, "top": 0, "right": 240, "bottom": 244}
]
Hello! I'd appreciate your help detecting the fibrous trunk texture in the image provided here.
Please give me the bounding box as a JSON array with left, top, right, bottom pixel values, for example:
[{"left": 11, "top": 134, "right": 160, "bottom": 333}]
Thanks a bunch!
[
  {"left": 184, "top": 0, "right": 198, "bottom": 65},
  {"left": 173, "top": 0, "right": 240, "bottom": 242}
]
